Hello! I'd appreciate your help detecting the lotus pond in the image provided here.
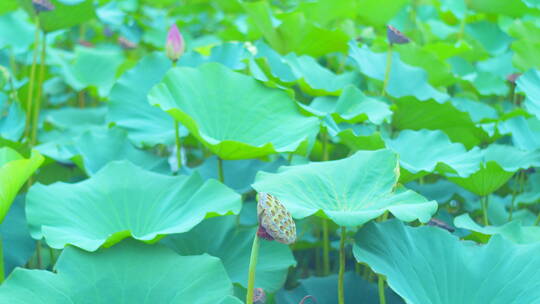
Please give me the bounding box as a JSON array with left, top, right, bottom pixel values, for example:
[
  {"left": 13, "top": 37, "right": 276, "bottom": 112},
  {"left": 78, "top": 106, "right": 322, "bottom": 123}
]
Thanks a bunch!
[{"left": 1, "top": 0, "right": 540, "bottom": 303}]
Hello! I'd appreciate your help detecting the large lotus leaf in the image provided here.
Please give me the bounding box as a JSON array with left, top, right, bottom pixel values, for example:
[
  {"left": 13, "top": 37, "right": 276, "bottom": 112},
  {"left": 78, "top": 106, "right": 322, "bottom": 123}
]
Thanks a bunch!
[
  {"left": 0, "top": 1, "right": 18, "bottom": 14},
  {"left": 498, "top": 116, "right": 540, "bottom": 151},
  {"left": 349, "top": 42, "right": 448, "bottom": 102},
  {"left": 0, "top": 239, "right": 238, "bottom": 303},
  {"left": 336, "top": 125, "right": 386, "bottom": 151},
  {"left": 302, "top": 86, "right": 391, "bottom": 125},
  {"left": 394, "top": 44, "right": 456, "bottom": 87},
  {"left": 516, "top": 69, "right": 540, "bottom": 119},
  {"left": 353, "top": 220, "right": 540, "bottom": 304},
  {"left": 392, "top": 98, "right": 490, "bottom": 149},
  {"left": 507, "top": 21, "right": 540, "bottom": 70},
  {"left": 252, "top": 150, "right": 437, "bottom": 227},
  {"left": 0, "top": 197, "right": 35, "bottom": 277},
  {"left": 296, "top": 0, "right": 358, "bottom": 27},
  {"left": 454, "top": 213, "right": 540, "bottom": 244},
  {"left": 75, "top": 128, "right": 169, "bottom": 175},
  {"left": 0, "top": 148, "right": 43, "bottom": 222},
  {"left": 148, "top": 63, "right": 319, "bottom": 160},
  {"left": 466, "top": 21, "right": 512, "bottom": 55},
  {"left": 162, "top": 216, "right": 296, "bottom": 292},
  {"left": 385, "top": 129, "right": 475, "bottom": 182},
  {"left": 243, "top": 2, "right": 349, "bottom": 57},
  {"left": 108, "top": 52, "right": 179, "bottom": 147},
  {"left": 180, "top": 43, "right": 249, "bottom": 71},
  {"left": 194, "top": 156, "right": 286, "bottom": 194},
  {"left": 450, "top": 97, "right": 498, "bottom": 123},
  {"left": 60, "top": 46, "right": 124, "bottom": 97},
  {"left": 468, "top": 0, "right": 536, "bottom": 17},
  {"left": 356, "top": 0, "right": 408, "bottom": 26},
  {"left": 275, "top": 272, "right": 404, "bottom": 304},
  {"left": 0, "top": 98, "right": 25, "bottom": 142},
  {"left": 442, "top": 144, "right": 540, "bottom": 195},
  {"left": 26, "top": 161, "right": 241, "bottom": 251},
  {"left": 17, "top": 0, "right": 95, "bottom": 33},
  {"left": 0, "top": 10, "right": 34, "bottom": 52}
]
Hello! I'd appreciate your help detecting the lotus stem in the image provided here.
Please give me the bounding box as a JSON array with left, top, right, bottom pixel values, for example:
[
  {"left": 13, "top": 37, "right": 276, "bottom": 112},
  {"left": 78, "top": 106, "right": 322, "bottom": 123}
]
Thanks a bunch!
[
  {"left": 481, "top": 196, "right": 489, "bottom": 226},
  {"left": 321, "top": 128, "right": 329, "bottom": 161},
  {"left": 322, "top": 218, "right": 330, "bottom": 275},
  {"left": 338, "top": 227, "right": 346, "bottom": 304},
  {"left": 217, "top": 157, "right": 224, "bottom": 183},
  {"left": 457, "top": 13, "right": 467, "bottom": 43},
  {"left": 508, "top": 170, "right": 525, "bottom": 221},
  {"left": 381, "top": 44, "right": 393, "bottom": 97},
  {"left": 24, "top": 17, "right": 41, "bottom": 142},
  {"left": 378, "top": 275, "right": 386, "bottom": 304},
  {"left": 36, "top": 240, "right": 42, "bottom": 269},
  {"left": 30, "top": 31, "right": 47, "bottom": 146},
  {"left": 174, "top": 121, "right": 182, "bottom": 172},
  {"left": 534, "top": 212, "right": 540, "bottom": 226},
  {"left": 246, "top": 234, "right": 260, "bottom": 304}
]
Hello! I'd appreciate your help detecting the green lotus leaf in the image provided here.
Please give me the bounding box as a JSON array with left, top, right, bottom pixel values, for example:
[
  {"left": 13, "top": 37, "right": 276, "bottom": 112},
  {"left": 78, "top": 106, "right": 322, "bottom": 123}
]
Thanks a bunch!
[
  {"left": 180, "top": 42, "right": 248, "bottom": 70},
  {"left": 468, "top": 0, "right": 536, "bottom": 17},
  {"left": 508, "top": 21, "right": 540, "bottom": 70},
  {"left": 18, "top": 0, "right": 96, "bottom": 33},
  {"left": 0, "top": 1, "right": 18, "bottom": 14},
  {"left": 296, "top": 0, "right": 358, "bottom": 27},
  {"left": 356, "top": 0, "right": 408, "bottom": 26},
  {"left": 75, "top": 128, "right": 169, "bottom": 175},
  {"left": 275, "top": 272, "right": 404, "bottom": 304},
  {"left": 59, "top": 46, "right": 124, "bottom": 97},
  {"left": 0, "top": 98, "right": 25, "bottom": 142},
  {"left": 108, "top": 52, "right": 180, "bottom": 147},
  {"left": 148, "top": 63, "right": 319, "bottom": 160},
  {"left": 516, "top": 69, "right": 540, "bottom": 119},
  {"left": 0, "top": 147, "right": 43, "bottom": 222},
  {"left": 336, "top": 125, "right": 386, "bottom": 151},
  {"left": 392, "top": 98, "right": 489, "bottom": 149},
  {"left": 454, "top": 213, "right": 540, "bottom": 244},
  {"left": 195, "top": 156, "right": 286, "bottom": 194},
  {"left": 349, "top": 42, "right": 449, "bottom": 102},
  {"left": 0, "top": 10, "right": 34, "bottom": 52},
  {"left": 162, "top": 216, "right": 296, "bottom": 292},
  {"left": 441, "top": 144, "right": 540, "bottom": 195},
  {"left": 385, "top": 129, "right": 475, "bottom": 182},
  {"left": 0, "top": 239, "right": 238, "bottom": 303},
  {"left": 243, "top": 2, "right": 349, "bottom": 57},
  {"left": 1, "top": 197, "right": 35, "bottom": 276},
  {"left": 252, "top": 150, "right": 437, "bottom": 227},
  {"left": 498, "top": 116, "right": 540, "bottom": 151},
  {"left": 450, "top": 97, "right": 498, "bottom": 123},
  {"left": 26, "top": 160, "right": 242, "bottom": 251},
  {"left": 394, "top": 44, "right": 456, "bottom": 87},
  {"left": 353, "top": 220, "right": 540, "bottom": 304},
  {"left": 466, "top": 21, "right": 512, "bottom": 55},
  {"left": 302, "top": 86, "right": 391, "bottom": 125}
]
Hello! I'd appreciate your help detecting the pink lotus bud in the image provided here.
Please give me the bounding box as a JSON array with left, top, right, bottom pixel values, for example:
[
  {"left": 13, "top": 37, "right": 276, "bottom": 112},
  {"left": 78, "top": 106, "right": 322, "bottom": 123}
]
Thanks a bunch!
[
  {"left": 32, "top": 0, "right": 55, "bottom": 13},
  {"left": 387, "top": 25, "right": 410, "bottom": 45},
  {"left": 253, "top": 288, "right": 266, "bottom": 304},
  {"left": 166, "top": 24, "right": 185, "bottom": 62},
  {"left": 507, "top": 73, "right": 521, "bottom": 83}
]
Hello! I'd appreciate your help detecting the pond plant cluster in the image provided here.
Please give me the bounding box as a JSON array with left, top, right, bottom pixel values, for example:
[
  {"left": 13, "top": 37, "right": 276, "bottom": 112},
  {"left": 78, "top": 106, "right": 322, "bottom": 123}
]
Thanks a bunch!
[{"left": 2, "top": 0, "right": 540, "bottom": 303}]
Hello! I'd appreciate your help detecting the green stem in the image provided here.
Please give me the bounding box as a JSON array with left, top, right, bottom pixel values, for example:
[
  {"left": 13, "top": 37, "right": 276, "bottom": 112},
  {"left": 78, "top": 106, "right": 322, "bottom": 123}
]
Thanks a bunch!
[
  {"left": 378, "top": 275, "right": 386, "bottom": 304},
  {"left": 174, "top": 121, "right": 182, "bottom": 172},
  {"left": 322, "top": 218, "right": 330, "bottom": 276},
  {"left": 246, "top": 234, "right": 260, "bottom": 304},
  {"left": 457, "top": 12, "right": 467, "bottom": 43},
  {"left": 535, "top": 212, "right": 540, "bottom": 226},
  {"left": 321, "top": 128, "right": 329, "bottom": 161},
  {"left": 30, "top": 31, "right": 47, "bottom": 146},
  {"left": 381, "top": 44, "right": 393, "bottom": 97},
  {"left": 338, "top": 227, "right": 346, "bottom": 304},
  {"left": 36, "top": 240, "right": 42, "bottom": 269},
  {"left": 481, "top": 196, "right": 489, "bottom": 226},
  {"left": 0, "top": 235, "right": 4, "bottom": 283},
  {"left": 24, "top": 17, "right": 40, "bottom": 142},
  {"left": 508, "top": 171, "right": 524, "bottom": 221},
  {"left": 217, "top": 157, "right": 224, "bottom": 183}
]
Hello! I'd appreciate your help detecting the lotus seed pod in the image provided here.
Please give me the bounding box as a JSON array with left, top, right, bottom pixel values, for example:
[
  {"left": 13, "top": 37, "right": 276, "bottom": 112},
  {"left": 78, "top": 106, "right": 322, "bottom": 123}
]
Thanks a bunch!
[
  {"left": 257, "top": 192, "right": 296, "bottom": 245},
  {"left": 386, "top": 25, "right": 410, "bottom": 45},
  {"left": 253, "top": 288, "right": 266, "bottom": 304},
  {"left": 32, "top": 0, "right": 55, "bottom": 13},
  {"left": 166, "top": 24, "right": 185, "bottom": 62}
]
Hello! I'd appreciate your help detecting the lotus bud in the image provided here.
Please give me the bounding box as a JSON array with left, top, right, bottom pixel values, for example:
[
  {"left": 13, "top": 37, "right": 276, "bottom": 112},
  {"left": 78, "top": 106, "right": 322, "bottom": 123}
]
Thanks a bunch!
[
  {"left": 507, "top": 73, "right": 521, "bottom": 83},
  {"left": 257, "top": 192, "right": 296, "bottom": 245},
  {"left": 32, "top": 0, "right": 55, "bottom": 13},
  {"left": 386, "top": 25, "right": 410, "bottom": 45},
  {"left": 166, "top": 24, "right": 185, "bottom": 62},
  {"left": 253, "top": 288, "right": 266, "bottom": 304}
]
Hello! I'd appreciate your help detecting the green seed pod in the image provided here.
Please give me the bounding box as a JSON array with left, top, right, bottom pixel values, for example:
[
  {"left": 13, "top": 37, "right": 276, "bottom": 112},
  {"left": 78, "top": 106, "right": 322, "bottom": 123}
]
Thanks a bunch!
[{"left": 257, "top": 192, "right": 296, "bottom": 245}]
